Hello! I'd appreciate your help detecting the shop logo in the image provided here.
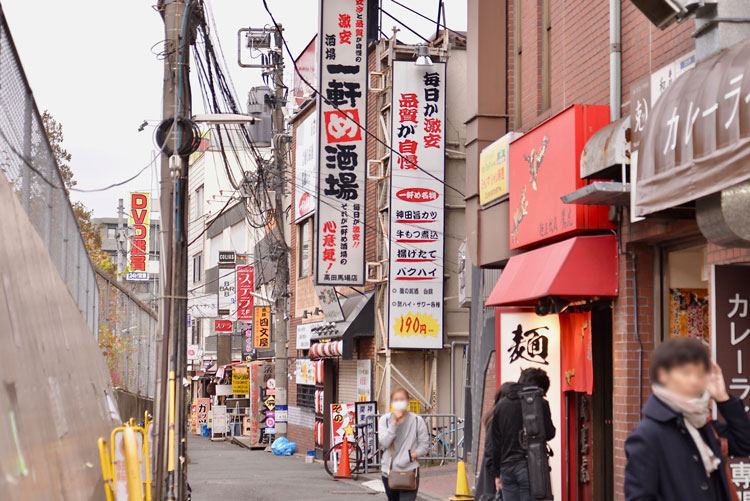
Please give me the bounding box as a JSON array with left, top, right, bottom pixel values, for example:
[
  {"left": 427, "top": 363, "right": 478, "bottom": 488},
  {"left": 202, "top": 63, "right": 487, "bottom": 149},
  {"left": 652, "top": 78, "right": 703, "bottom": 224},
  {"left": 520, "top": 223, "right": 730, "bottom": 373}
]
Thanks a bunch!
[
  {"left": 525, "top": 136, "right": 549, "bottom": 191},
  {"left": 508, "top": 323, "right": 550, "bottom": 365}
]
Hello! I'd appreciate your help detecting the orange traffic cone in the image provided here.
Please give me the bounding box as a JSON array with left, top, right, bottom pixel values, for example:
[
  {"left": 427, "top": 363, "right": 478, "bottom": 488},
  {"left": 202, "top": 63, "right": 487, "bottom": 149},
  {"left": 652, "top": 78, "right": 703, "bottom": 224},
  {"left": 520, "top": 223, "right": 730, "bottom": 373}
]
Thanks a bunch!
[{"left": 334, "top": 435, "right": 353, "bottom": 480}]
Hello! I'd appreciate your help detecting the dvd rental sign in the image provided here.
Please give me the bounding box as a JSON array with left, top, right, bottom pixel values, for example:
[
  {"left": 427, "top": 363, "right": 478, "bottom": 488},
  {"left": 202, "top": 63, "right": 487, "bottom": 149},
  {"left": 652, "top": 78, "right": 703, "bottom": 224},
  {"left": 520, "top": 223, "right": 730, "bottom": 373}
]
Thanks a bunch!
[{"left": 127, "top": 192, "right": 150, "bottom": 281}]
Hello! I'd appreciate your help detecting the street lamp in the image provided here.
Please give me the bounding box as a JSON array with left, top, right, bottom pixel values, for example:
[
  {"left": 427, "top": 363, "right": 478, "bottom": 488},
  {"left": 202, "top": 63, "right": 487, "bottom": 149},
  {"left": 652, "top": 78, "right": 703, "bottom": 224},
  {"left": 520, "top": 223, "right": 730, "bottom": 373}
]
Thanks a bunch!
[{"left": 415, "top": 45, "right": 433, "bottom": 66}]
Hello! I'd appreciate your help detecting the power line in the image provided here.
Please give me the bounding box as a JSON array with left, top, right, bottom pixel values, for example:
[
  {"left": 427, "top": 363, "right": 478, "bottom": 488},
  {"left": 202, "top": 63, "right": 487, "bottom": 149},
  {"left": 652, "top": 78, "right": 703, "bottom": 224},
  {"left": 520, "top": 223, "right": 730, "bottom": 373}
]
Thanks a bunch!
[
  {"left": 260, "top": 0, "right": 466, "bottom": 199},
  {"left": 380, "top": 9, "right": 430, "bottom": 42},
  {"left": 386, "top": 0, "right": 463, "bottom": 37},
  {"left": 71, "top": 153, "right": 161, "bottom": 193}
]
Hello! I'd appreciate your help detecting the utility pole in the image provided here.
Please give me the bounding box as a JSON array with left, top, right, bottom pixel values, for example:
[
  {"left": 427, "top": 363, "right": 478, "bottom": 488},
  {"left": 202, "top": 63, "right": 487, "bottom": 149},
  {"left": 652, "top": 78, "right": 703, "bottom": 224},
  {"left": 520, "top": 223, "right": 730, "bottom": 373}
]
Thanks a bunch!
[
  {"left": 270, "top": 25, "right": 290, "bottom": 438},
  {"left": 117, "top": 198, "right": 125, "bottom": 282},
  {"left": 155, "top": 1, "right": 192, "bottom": 500}
]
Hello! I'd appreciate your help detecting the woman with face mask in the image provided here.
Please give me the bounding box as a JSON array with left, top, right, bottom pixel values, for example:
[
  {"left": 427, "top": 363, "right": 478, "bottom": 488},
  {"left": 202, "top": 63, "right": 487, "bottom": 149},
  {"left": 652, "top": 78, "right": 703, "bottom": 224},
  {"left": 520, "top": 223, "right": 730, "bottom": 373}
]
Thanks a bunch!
[
  {"left": 625, "top": 337, "right": 750, "bottom": 500},
  {"left": 378, "top": 388, "right": 430, "bottom": 501}
]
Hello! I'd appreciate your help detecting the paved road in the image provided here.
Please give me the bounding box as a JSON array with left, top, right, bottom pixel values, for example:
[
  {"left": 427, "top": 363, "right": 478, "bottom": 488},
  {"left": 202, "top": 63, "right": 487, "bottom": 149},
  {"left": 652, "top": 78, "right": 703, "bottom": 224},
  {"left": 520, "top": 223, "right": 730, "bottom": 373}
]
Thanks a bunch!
[{"left": 187, "top": 435, "right": 382, "bottom": 500}]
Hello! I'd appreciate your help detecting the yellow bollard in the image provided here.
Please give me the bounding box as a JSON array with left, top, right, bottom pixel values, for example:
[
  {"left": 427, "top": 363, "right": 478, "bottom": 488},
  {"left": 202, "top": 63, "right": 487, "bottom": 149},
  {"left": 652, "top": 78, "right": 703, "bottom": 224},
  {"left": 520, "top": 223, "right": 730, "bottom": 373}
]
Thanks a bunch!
[
  {"left": 97, "top": 438, "right": 115, "bottom": 501},
  {"left": 449, "top": 460, "right": 474, "bottom": 501},
  {"left": 123, "top": 426, "right": 144, "bottom": 501},
  {"left": 166, "top": 370, "right": 176, "bottom": 501},
  {"left": 143, "top": 421, "right": 152, "bottom": 501}
]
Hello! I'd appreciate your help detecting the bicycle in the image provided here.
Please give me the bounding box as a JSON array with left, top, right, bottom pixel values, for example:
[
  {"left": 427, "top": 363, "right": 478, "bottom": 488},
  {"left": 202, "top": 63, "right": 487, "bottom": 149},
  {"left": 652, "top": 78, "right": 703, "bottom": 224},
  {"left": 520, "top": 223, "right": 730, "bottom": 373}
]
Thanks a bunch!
[
  {"left": 429, "top": 417, "right": 464, "bottom": 465},
  {"left": 324, "top": 422, "right": 381, "bottom": 477}
]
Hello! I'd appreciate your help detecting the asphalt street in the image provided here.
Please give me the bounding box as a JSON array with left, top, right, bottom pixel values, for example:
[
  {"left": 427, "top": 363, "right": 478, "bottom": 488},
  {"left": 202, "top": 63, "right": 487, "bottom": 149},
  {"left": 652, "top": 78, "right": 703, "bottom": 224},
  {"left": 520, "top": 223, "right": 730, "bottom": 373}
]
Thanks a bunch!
[{"left": 187, "top": 435, "right": 383, "bottom": 500}]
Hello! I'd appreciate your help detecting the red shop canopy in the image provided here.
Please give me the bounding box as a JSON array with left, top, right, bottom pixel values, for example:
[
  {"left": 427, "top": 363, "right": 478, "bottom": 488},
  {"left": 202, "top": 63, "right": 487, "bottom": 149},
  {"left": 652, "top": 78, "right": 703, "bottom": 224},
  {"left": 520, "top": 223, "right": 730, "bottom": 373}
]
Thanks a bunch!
[{"left": 485, "top": 235, "right": 618, "bottom": 306}]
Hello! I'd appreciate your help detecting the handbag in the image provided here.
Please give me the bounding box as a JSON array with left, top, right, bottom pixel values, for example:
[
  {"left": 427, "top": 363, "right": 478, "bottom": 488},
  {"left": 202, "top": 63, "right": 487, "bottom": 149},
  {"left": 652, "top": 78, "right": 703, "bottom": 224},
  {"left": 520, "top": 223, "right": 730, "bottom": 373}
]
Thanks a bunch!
[
  {"left": 710, "top": 424, "right": 740, "bottom": 501},
  {"left": 387, "top": 415, "right": 419, "bottom": 491}
]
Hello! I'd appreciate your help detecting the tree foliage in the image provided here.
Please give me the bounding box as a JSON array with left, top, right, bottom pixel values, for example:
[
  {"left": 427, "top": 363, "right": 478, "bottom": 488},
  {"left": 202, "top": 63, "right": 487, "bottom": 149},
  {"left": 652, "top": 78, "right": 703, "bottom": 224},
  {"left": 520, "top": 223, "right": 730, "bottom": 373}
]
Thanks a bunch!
[{"left": 41, "top": 110, "right": 75, "bottom": 192}]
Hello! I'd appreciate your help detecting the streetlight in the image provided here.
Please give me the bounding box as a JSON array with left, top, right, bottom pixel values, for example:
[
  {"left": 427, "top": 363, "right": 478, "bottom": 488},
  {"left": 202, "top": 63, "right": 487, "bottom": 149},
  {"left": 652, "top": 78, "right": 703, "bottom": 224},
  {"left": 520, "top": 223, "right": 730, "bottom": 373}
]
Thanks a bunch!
[{"left": 415, "top": 45, "right": 433, "bottom": 66}]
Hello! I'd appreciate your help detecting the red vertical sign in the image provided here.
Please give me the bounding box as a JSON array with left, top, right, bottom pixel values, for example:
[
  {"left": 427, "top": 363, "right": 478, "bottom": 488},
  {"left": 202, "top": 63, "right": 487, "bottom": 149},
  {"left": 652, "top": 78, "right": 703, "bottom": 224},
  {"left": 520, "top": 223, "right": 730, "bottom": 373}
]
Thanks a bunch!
[{"left": 236, "top": 265, "right": 255, "bottom": 321}]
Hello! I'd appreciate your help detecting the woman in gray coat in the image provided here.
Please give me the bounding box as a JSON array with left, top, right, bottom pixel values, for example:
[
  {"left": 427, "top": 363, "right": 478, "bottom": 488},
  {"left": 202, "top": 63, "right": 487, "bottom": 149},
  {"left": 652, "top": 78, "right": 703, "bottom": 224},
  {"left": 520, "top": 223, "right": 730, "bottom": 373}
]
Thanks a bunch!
[{"left": 378, "top": 388, "right": 431, "bottom": 501}]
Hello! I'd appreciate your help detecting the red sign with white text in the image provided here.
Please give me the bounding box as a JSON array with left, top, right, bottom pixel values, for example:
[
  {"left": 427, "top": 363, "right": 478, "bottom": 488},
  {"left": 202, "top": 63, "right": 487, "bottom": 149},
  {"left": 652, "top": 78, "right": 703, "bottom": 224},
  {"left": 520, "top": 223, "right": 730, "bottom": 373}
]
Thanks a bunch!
[
  {"left": 236, "top": 265, "right": 255, "bottom": 321},
  {"left": 508, "top": 105, "right": 612, "bottom": 249},
  {"left": 214, "top": 319, "right": 233, "bottom": 333}
]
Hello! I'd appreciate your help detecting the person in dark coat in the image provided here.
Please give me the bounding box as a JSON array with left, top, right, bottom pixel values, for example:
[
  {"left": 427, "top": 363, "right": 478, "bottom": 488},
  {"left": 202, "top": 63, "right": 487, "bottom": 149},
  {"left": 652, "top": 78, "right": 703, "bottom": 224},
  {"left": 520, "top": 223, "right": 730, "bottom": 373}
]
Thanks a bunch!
[
  {"left": 476, "top": 382, "right": 515, "bottom": 501},
  {"left": 490, "top": 369, "right": 556, "bottom": 501},
  {"left": 625, "top": 337, "right": 750, "bottom": 501}
]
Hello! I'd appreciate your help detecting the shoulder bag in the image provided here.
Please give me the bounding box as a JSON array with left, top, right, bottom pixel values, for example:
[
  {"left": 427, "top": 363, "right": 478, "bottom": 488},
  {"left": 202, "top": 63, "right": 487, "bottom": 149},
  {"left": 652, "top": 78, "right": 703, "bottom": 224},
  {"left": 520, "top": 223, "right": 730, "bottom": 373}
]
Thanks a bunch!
[
  {"left": 387, "top": 414, "right": 419, "bottom": 491},
  {"left": 710, "top": 424, "right": 740, "bottom": 501}
]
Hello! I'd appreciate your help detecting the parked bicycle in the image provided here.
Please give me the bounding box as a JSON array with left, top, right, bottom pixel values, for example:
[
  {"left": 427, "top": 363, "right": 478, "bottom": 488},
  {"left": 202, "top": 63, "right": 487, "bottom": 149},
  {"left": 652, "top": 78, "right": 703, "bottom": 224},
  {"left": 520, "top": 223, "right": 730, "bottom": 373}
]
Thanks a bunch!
[
  {"left": 324, "top": 422, "right": 381, "bottom": 477},
  {"left": 429, "top": 417, "right": 464, "bottom": 465}
]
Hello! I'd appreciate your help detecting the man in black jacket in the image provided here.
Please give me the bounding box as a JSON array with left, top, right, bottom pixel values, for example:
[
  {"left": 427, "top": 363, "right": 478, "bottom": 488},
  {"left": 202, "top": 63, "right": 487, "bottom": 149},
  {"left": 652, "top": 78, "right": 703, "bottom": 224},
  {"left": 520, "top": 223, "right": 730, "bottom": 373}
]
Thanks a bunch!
[{"left": 490, "top": 368, "right": 556, "bottom": 501}]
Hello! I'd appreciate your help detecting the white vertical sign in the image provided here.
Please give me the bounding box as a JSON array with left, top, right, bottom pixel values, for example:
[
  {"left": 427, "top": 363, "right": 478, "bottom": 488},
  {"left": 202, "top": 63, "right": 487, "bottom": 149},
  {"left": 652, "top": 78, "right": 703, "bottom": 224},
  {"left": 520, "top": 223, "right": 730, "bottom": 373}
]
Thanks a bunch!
[
  {"left": 357, "top": 359, "right": 371, "bottom": 401},
  {"left": 498, "top": 311, "right": 562, "bottom": 501},
  {"left": 295, "top": 112, "right": 317, "bottom": 221},
  {"left": 315, "top": 0, "right": 368, "bottom": 286},
  {"left": 387, "top": 61, "right": 446, "bottom": 350}
]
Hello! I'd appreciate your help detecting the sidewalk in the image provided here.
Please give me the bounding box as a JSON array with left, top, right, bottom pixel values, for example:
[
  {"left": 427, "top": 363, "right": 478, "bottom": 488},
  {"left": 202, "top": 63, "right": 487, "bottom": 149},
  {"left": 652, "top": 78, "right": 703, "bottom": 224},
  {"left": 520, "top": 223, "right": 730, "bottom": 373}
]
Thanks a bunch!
[{"left": 360, "top": 462, "right": 473, "bottom": 501}]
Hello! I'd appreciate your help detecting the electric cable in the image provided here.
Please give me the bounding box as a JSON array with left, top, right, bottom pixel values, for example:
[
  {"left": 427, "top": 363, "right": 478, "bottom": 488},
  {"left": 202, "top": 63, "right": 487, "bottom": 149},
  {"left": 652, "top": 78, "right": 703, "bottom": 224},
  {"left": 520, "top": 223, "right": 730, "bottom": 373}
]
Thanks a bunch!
[{"left": 380, "top": 8, "right": 430, "bottom": 42}]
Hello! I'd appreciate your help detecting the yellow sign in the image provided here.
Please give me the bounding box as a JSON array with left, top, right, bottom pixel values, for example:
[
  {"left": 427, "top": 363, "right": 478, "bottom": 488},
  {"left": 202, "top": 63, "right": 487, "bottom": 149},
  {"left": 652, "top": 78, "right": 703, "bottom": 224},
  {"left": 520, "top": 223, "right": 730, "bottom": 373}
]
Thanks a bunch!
[
  {"left": 253, "top": 306, "right": 272, "bottom": 349},
  {"left": 232, "top": 366, "right": 250, "bottom": 395},
  {"left": 393, "top": 313, "right": 440, "bottom": 338},
  {"left": 479, "top": 132, "right": 517, "bottom": 205}
]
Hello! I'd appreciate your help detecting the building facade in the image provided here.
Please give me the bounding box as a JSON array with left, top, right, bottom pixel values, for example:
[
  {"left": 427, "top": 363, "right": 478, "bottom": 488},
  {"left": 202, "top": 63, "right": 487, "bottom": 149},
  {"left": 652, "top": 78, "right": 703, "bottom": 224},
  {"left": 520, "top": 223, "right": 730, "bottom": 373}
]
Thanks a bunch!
[{"left": 465, "top": 1, "right": 750, "bottom": 499}]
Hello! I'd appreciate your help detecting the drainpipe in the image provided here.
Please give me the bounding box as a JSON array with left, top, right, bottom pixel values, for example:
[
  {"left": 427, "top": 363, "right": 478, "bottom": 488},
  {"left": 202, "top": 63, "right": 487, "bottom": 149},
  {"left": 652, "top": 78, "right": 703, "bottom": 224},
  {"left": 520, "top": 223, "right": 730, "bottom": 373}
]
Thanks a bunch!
[{"left": 609, "top": 0, "right": 621, "bottom": 122}]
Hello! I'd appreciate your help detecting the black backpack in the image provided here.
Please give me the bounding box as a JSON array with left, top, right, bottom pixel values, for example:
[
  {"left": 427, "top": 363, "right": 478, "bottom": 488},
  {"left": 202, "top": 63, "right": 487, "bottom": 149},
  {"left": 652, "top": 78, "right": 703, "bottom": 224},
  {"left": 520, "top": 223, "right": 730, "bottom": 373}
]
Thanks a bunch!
[{"left": 519, "top": 386, "right": 553, "bottom": 500}]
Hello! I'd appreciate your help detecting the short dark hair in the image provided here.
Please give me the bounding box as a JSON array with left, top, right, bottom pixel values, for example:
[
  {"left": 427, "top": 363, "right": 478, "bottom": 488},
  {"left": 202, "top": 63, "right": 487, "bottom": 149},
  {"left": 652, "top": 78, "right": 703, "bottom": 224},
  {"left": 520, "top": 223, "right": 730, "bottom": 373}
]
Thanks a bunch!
[
  {"left": 390, "top": 387, "right": 409, "bottom": 402},
  {"left": 650, "top": 337, "right": 710, "bottom": 383},
  {"left": 519, "top": 368, "right": 551, "bottom": 394}
]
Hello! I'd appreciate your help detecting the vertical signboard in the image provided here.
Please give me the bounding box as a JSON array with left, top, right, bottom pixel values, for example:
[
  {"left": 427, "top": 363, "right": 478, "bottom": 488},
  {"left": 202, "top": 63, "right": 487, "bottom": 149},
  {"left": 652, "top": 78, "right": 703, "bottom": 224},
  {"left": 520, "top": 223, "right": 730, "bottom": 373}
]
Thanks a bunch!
[
  {"left": 253, "top": 306, "right": 272, "bottom": 349},
  {"left": 241, "top": 322, "right": 253, "bottom": 361},
  {"left": 236, "top": 265, "right": 255, "bottom": 321},
  {"left": 295, "top": 112, "right": 318, "bottom": 221},
  {"left": 479, "top": 132, "right": 518, "bottom": 206},
  {"left": 127, "top": 192, "right": 150, "bottom": 281},
  {"left": 315, "top": 0, "right": 368, "bottom": 286},
  {"left": 497, "top": 310, "right": 562, "bottom": 501},
  {"left": 218, "top": 251, "right": 236, "bottom": 317},
  {"left": 356, "top": 359, "right": 371, "bottom": 401},
  {"left": 387, "top": 60, "right": 446, "bottom": 350},
  {"left": 330, "top": 403, "right": 356, "bottom": 446},
  {"left": 713, "top": 264, "right": 750, "bottom": 498}
]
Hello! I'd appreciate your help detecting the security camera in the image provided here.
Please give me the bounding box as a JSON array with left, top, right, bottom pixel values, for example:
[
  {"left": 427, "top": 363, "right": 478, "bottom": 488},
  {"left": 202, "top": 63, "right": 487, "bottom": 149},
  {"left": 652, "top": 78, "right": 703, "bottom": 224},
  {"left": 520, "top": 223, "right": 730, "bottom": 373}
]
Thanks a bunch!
[{"left": 630, "top": 0, "right": 714, "bottom": 29}]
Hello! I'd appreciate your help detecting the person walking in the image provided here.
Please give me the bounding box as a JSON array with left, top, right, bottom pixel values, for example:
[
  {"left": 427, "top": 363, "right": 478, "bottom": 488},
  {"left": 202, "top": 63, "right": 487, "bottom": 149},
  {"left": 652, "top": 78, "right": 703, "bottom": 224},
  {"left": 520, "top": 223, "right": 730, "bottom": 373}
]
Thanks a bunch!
[
  {"left": 625, "top": 337, "right": 750, "bottom": 500},
  {"left": 490, "top": 368, "right": 556, "bottom": 501},
  {"left": 476, "top": 382, "right": 515, "bottom": 500},
  {"left": 378, "top": 388, "right": 430, "bottom": 501}
]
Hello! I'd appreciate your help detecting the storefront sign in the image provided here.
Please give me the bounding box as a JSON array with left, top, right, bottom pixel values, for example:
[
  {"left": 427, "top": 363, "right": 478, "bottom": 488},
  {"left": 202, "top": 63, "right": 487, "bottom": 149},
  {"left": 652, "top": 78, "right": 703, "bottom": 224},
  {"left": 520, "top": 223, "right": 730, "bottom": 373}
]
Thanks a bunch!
[
  {"left": 212, "top": 405, "right": 227, "bottom": 437},
  {"left": 295, "top": 112, "right": 317, "bottom": 221},
  {"left": 479, "top": 132, "right": 518, "bottom": 205},
  {"left": 296, "top": 322, "right": 323, "bottom": 350},
  {"left": 187, "top": 344, "right": 201, "bottom": 361},
  {"left": 241, "top": 322, "right": 253, "bottom": 361},
  {"left": 508, "top": 105, "right": 611, "bottom": 249},
  {"left": 315, "top": 285, "right": 345, "bottom": 322},
  {"left": 293, "top": 37, "right": 317, "bottom": 107},
  {"left": 356, "top": 359, "right": 371, "bottom": 401},
  {"left": 275, "top": 404, "right": 288, "bottom": 424},
  {"left": 218, "top": 254, "right": 236, "bottom": 317},
  {"left": 236, "top": 265, "right": 254, "bottom": 321},
  {"left": 215, "top": 384, "right": 233, "bottom": 396},
  {"left": 496, "top": 310, "right": 562, "bottom": 501},
  {"left": 355, "top": 400, "right": 378, "bottom": 466},
  {"left": 296, "top": 358, "right": 316, "bottom": 385},
  {"left": 330, "top": 402, "right": 356, "bottom": 446},
  {"left": 214, "top": 319, "right": 232, "bottom": 333},
  {"left": 314, "top": 0, "right": 368, "bottom": 286},
  {"left": 127, "top": 192, "right": 150, "bottom": 281},
  {"left": 387, "top": 60, "right": 446, "bottom": 350},
  {"left": 232, "top": 366, "right": 250, "bottom": 395},
  {"left": 253, "top": 306, "right": 272, "bottom": 349},
  {"left": 193, "top": 398, "right": 210, "bottom": 434}
]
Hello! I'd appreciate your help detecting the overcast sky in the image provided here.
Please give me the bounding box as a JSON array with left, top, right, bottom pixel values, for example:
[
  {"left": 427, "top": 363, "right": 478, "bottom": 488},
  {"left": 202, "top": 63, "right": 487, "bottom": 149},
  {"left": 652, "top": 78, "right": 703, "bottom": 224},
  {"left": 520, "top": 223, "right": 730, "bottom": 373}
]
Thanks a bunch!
[{"left": 3, "top": 0, "right": 466, "bottom": 217}]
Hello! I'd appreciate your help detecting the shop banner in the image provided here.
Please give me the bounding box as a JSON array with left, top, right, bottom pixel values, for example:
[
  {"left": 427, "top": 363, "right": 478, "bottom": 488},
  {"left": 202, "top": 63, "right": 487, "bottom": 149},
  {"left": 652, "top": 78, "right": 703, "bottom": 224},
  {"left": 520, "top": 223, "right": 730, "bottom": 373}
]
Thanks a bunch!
[
  {"left": 187, "top": 344, "right": 201, "bottom": 361},
  {"left": 296, "top": 358, "right": 316, "bottom": 385},
  {"left": 127, "top": 192, "right": 150, "bottom": 281},
  {"left": 496, "top": 310, "right": 562, "bottom": 501},
  {"left": 357, "top": 359, "right": 371, "bottom": 401},
  {"left": 232, "top": 366, "right": 250, "bottom": 395},
  {"left": 314, "top": 0, "right": 368, "bottom": 286},
  {"left": 387, "top": 60, "right": 446, "bottom": 350},
  {"left": 212, "top": 405, "right": 227, "bottom": 438},
  {"left": 214, "top": 319, "right": 232, "bottom": 333},
  {"left": 218, "top": 265, "right": 236, "bottom": 318},
  {"left": 713, "top": 264, "right": 750, "bottom": 498},
  {"left": 296, "top": 112, "right": 317, "bottom": 221},
  {"left": 193, "top": 398, "right": 210, "bottom": 435},
  {"left": 479, "top": 132, "right": 518, "bottom": 205},
  {"left": 253, "top": 306, "right": 272, "bottom": 349},
  {"left": 355, "top": 401, "right": 378, "bottom": 466},
  {"left": 315, "top": 285, "right": 345, "bottom": 322},
  {"left": 241, "top": 322, "right": 253, "bottom": 361},
  {"left": 236, "top": 265, "right": 255, "bottom": 321},
  {"left": 330, "top": 402, "right": 356, "bottom": 446}
]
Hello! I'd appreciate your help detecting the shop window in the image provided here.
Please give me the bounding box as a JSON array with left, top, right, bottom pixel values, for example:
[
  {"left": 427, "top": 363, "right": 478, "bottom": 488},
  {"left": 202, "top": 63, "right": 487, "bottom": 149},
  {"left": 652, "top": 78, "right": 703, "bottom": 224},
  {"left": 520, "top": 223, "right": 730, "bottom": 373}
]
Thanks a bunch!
[
  {"left": 664, "top": 245, "right": 709, "bottom": 343},
  {"left": 298, "top": 384, "right": 315, "bottom": 409},
  {"left": 299, "top": 219, "right": 311, "bottom": 278},
  {"left": 107, "top": 225, "right": 117, "bottom": 240}
]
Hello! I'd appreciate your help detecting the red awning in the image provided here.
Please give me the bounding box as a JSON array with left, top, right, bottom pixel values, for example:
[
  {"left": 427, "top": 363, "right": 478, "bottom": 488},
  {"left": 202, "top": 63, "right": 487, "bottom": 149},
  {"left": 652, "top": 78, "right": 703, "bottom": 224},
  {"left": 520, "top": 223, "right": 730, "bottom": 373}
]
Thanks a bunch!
[{"left": 485, "top": 235, "right": 618, "bottom": 306}]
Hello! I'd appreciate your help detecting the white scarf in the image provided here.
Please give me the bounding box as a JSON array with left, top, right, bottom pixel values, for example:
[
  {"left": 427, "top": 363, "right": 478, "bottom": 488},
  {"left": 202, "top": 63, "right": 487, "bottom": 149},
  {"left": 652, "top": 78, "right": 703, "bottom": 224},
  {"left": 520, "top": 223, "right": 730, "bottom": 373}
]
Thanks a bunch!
[{"left": 651, "top": 385, "right": 721, "bottom": 476}]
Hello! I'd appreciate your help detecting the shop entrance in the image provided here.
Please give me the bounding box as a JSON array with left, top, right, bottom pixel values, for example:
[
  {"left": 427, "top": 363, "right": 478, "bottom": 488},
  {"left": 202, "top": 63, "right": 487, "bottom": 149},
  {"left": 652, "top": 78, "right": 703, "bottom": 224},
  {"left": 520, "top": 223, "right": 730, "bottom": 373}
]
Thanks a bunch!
[{"left": 564, "top": 304, "right": 613, "bottom": 501}]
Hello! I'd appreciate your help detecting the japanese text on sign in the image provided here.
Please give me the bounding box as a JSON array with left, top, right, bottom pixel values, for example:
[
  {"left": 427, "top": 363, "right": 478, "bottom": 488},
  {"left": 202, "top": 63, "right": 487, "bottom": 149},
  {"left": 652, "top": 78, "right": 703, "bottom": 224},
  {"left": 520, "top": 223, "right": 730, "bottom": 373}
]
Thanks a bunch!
[
  {"left": 253, "top": 306, "right": 272, "bottom": 349},
  {"left": 315, "top": 0, "right": 368, "bottom": 286},
  {"left": 236, "top": 265, "right": 255, "bottom": 321},
  {"left": 387, "top": 61, "right": 446, "bottom": 350},
  {"left": 127, "top": 192, "right": 150, "bottom": 281}
]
